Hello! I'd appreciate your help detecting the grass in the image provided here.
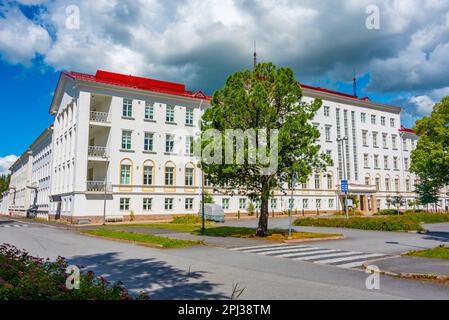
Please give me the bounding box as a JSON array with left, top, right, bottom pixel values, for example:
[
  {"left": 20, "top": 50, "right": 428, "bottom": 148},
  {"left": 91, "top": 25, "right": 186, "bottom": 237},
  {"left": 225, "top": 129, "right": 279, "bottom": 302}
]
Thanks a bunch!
[
  {"left": 293, "top": 216, "right": 424, "bottom": 232},
  {"left": 404, "top": 245, "right": 449, "bottom": 260},
  {"left": 81, "top": 229, "right": 202, "bottom": 248},
  {"left": 115, "top": 223, "right": 341, "bottom": 241}
]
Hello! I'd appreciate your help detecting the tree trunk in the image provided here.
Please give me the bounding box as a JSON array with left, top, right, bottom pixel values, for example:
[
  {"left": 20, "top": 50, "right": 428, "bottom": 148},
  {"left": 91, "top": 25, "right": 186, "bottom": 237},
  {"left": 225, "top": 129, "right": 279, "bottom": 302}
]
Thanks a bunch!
[{"left": 256, "top": 196, "right": 269, "bottom": 237}]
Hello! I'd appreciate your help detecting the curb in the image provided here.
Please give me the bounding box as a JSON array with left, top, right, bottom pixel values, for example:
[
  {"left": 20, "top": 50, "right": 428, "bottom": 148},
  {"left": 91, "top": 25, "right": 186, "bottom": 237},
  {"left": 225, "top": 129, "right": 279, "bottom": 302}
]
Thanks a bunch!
[
  {"left": 283, "top": 235, "right": 345, "bottom": 244},
  {"left": 363, "top": 259, "right": 449, "bottom": 284},
  {"left": 80, "top": 232, "right": 165, "bottom": 249}
]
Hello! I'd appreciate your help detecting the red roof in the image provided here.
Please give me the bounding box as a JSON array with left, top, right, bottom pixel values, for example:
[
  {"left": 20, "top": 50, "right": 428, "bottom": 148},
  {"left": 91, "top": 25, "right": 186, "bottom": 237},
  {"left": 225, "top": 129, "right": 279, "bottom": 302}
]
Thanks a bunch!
[
  {"left": 400, "top": 126, "right": 415, "bottom": 134},
  {"left": 301, "top": 84, "right": 358, "bottom": 99},
  {"left": 63, "top": 70, "right": 211, "bottom": 101}
]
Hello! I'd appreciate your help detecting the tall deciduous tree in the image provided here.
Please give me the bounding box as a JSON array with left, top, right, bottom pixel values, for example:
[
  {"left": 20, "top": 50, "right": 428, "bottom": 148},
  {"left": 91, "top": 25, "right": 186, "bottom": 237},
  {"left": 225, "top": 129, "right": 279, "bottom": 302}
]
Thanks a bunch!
[
  {"left": 0, "top": 175, "right": 10, "bottom": 196},
  {"left": 411, "top": 96, "right": 449, "bottom": 188},
  {"left": 198, "top": 63, "right": 331, "bottom": 237}
]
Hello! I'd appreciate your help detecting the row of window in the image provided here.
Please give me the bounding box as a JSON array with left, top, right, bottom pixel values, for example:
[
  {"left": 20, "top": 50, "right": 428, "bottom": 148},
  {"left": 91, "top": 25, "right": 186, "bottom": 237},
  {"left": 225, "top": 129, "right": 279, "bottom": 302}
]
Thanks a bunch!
[
  {"left": 121, "top": 131, "right": 194, "bottom": 155},
  {"left": 322, "top": 106, "right": 396, "bottom": 128},
  {"left": 363, "top": 154, "right": 409, "bottom": 171},
  {"left": 119, "top": 197, "right": 194, "bottom": 211},
  {"left": 123, "top": 99, "right": 195, "bottom": 125},
  {"left": 365, "top": 176, "right": 414, "bottom": 192}
]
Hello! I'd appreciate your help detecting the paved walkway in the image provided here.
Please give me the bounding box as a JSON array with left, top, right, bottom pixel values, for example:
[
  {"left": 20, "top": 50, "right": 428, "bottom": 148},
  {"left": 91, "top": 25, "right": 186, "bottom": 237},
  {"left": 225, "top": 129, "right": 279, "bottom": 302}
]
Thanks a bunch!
[{"left": 366, "top": 256, "right": 449, "bottom": 277}]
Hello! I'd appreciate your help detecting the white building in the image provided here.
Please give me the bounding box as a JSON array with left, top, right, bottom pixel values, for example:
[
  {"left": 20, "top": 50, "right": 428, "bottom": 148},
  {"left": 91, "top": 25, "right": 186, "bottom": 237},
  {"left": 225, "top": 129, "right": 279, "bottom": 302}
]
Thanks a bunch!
[
  {"left": 3, "top": 126, "right": 53, "bottom": 218},
  {"left": 2, "top": 69, "right": 448, "bottom": 223}
]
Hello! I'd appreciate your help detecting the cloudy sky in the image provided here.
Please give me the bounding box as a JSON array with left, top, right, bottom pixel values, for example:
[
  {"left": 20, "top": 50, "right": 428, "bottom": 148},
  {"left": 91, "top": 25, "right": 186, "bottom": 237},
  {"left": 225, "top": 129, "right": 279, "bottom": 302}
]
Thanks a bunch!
[{"left": 1, "top": 0, "right": 449, "bottom": 174}]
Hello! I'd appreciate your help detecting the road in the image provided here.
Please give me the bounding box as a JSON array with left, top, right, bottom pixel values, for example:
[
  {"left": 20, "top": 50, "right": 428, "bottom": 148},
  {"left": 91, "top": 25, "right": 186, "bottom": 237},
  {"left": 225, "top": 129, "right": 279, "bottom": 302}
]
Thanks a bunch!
[{"left": 0, "top": 217, "right": 448, "bottom": 300}]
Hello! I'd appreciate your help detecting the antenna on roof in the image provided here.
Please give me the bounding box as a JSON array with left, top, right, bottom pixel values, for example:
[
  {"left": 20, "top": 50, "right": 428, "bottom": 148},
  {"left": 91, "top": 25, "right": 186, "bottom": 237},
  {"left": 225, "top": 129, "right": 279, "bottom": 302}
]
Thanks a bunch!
[
  {"left": 253, "top": 40, "right": 257, "bottom": 69},
  {"left": 353, "top": 69, "right": 357, "bottom": 97}
]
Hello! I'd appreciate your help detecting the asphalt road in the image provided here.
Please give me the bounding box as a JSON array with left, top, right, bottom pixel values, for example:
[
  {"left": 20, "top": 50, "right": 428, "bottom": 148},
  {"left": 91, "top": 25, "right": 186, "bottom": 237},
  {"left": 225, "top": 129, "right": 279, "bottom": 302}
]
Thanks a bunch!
[{"left": 0, "top": 217, "right": 448, "bottom": 300}]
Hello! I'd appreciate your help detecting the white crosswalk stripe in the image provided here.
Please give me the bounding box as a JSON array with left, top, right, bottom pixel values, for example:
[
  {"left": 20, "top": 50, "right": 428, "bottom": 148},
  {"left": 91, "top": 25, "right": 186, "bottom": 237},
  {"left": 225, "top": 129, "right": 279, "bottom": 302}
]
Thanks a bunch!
[
  {"left": 0, "top": 223, "right": 29, "bottom": 229},
  {"left": 231, "top": 244, "right": 389, "bottom": 270}
]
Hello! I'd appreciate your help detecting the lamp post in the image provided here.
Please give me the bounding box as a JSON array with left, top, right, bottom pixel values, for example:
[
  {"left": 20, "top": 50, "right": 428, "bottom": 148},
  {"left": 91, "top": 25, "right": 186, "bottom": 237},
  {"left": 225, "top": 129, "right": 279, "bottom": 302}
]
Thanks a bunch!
[
  {"left": 289, "top": 172, "right": 297, "bottom": 240},
  {"left": 337, "top": 136, "right": 349, "bottom": 219}
]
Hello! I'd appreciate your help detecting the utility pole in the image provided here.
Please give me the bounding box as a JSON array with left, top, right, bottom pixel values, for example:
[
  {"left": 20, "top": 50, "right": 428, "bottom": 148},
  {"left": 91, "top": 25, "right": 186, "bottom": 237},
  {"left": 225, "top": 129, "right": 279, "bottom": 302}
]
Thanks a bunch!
[
  {"left": 289, "top": 172, "right": 296, "bottom": 240},
  {"left": 337, "top": 137, "right": 349, "bottom": 218},
  {"left": 201, "top": 169, "right": 205, "bottom": 233}
]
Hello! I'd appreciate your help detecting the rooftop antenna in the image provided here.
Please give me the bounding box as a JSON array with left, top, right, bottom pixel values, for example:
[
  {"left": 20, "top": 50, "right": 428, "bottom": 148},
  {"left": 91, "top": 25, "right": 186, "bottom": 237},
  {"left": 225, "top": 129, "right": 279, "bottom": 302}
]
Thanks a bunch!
[
  {"left": 253, "top": 40, "right": 257, "bottom": 69},
  {"left": 353, "top": 69, "right": 357, "bottom": 97}
]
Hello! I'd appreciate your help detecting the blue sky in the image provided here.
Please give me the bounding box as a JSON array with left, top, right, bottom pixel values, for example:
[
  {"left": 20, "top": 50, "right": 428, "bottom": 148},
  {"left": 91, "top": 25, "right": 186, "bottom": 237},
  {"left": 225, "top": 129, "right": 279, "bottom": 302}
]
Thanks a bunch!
[{"left": 1, "top": 0, "right": 449, "bottom": 174}]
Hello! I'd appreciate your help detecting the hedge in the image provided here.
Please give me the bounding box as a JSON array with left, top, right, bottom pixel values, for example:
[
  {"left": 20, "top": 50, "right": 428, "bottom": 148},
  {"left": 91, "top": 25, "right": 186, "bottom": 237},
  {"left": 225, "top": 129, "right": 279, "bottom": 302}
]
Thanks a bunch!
[
  {"left": 293, "top": 216, "right": 424, "bottom": 231},
  {"left": 0, "top": 244, "right": 149, "bottom": 300}
]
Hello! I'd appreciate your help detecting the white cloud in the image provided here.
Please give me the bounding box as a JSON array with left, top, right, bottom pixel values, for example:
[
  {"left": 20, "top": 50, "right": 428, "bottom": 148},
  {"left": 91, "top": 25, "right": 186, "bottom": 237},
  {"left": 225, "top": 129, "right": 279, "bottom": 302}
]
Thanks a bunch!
[
  {"left": 0, "top": 6, "right": 51, "bottom": 65},
  {"left": 0, "top": 155, "right": 18, "bottom": 176},
  {"left": 409, "top": 86, "right": 449, "bottom": 115}
]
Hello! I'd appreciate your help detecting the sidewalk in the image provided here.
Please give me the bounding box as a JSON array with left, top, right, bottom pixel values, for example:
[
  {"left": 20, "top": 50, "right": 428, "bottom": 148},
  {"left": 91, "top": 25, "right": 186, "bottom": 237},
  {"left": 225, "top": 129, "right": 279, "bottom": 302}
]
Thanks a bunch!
[{"left": 364, "top": 256, "right": 449, "bottom": 279}]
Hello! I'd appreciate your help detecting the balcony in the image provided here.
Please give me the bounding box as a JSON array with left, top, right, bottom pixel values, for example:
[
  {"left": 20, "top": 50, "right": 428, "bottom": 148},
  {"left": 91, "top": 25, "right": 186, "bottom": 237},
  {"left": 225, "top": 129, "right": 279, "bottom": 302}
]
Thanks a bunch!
[
  {"left": 88, "top": 146, "right": 109, "bottom": 159},
  {"left": 86, "top": 181, "right": 112, "bottom": 193},
  {"left": 90, "top": 111, "right": 111, "bottom": 124}
]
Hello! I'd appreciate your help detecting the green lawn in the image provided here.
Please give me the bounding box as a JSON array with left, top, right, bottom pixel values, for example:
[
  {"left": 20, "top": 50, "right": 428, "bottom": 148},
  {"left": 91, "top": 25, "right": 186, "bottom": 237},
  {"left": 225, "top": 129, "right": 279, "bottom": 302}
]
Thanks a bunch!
[
  {"left": 115, "top": 223, "right": 341, "bottom": 241},
  {"left": 81, "top": 229, "right": 202, "bottom": 248},
  {"left": 405, "top": 246, "right": 449, "bottom": 260}
]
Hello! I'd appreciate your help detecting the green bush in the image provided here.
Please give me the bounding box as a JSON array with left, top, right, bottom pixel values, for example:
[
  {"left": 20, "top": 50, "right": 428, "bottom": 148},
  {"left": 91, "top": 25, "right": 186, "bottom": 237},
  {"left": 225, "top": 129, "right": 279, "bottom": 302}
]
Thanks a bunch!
[
  {"left": 293, "top": 216, "right": 423, "bottom": 232},
  {"left": 405, "top": 212, "right": 449, "bottom": 224},
  {"left": 375, "top": 209, "right": 401, "bottom": 216},
  {"left": 171, "top": 215, "right": 202, "bottom": 224},
  {"left": 247, "top": 203, "right": 255, "bottom": 216},
  {"left": 0, "top": 244, "right": 149, "bottom": 300}
]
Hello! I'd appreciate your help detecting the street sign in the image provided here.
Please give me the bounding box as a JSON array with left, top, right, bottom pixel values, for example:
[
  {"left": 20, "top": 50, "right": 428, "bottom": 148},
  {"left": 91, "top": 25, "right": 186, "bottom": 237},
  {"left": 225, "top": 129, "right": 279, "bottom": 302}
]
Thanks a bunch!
[{"left": 341, "top": 180, "right": 349, "bottom": 193}]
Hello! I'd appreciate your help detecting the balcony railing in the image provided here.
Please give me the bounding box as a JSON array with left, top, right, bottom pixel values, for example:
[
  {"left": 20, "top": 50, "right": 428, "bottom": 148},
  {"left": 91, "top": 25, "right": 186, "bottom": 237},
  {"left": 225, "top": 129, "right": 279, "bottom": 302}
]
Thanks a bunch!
[
  {"left": 88, "top": 146, "right": 109, "bottom": 158},
  {"left": 90, "top": 111, "right": 111, "bottom": 123},
  {"left": 86, "top": 181, "right": 112, "bottom": 193}
]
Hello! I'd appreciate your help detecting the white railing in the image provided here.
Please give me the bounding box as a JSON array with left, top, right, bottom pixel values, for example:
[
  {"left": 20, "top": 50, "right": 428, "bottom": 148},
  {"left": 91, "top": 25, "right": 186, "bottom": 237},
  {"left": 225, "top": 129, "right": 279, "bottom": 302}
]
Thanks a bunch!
[
  {"left": 90, "top": 111, "right": 111, "bottom": 123},
  {"left": 88, "top": 146, "right": 109, "bottom": 158},
  {"left": 86, "top": 181, "right": 112, "bottom": 193}
]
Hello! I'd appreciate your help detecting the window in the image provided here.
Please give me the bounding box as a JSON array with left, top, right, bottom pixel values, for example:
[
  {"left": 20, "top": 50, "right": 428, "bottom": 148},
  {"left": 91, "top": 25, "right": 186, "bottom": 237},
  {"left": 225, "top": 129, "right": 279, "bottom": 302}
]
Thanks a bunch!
[
  {"left": 406, "top": 178, "right": 411, "bottom": 192},
  {"left": 390, "top": 118, "right": 395, "bottom": 128},
  {"left": 395, "top": 178, "right": 400, "bottom": 191},
  {"left": 327, "top": 175, "right": 333, "bottom": 190},
  {"left": 372, "top": 132, "right": 378, "bottom": 147},
  {"left": 325, "top": 126, "right": 331, "bottom": 142},
  {"left": 121, "top": 130, "right": 132, "bottom": 150},
  {"left": 143, "top": 198, "right": 152, "bottom": 211},
  {"left": 186, "top": 108, "right": 194, "bottom": 125},
  {"left": 365, "top": 176, "right": 370, "bottom": 185},
  {"left": 165, "top": 167, "right": 174, "bottom": 186},
  {"left": 185, "top": 198, "right": 194, "bottom": 210},
  {"left": 361, "top": 113, "right": 366, "bottom": 123},
  {"left": 239, "top": 198, "right": 247, "bottom": 210},
  {"left": 185, "top": 136, "right": 194, "bottom": 155},
  {"left": 362, "top": 131, "right": 368, "bottom": 146},
  {"left": 385, "top": 178, "right": 391, "bottom": 191},
  {"left": 122, "top": 99, "right": 133, "bottom": 118},
  {"left": 374, "top": 155, "right": 379, "bottom": 168},
  {"left": 165, "top": 198, "right": 174, "bottom": 210},
  {"left": 165, "top": 134, "right": 174, "bottom": 153},
  {"left": 329, "top": 199, "right": 334, "bottom": 208},
  {"left": 166, "top": 105, "right": 175, "bottom": 122},
  {"left": 324, "top": 106, "right": 330, "bottom": 117},
  {"left": 382, "top": 133, "right": 388, "bottom": 149},
  {"left": 375, "top": 177, "right": 381, "bottom": 190},
  {"left": 254, "top": 199, "right": 261, "bottom": 209},
  {"left": 144, "top": 102, "right": 154, "bottom": 120},
  {"left": 392, "top": 135, "right": 397, "bottom": 149},
  {"left": 120, "top": 198, "right": 130, "bottom": 211},
  {"left": 393, "top": 157, "right": 399, "bottom": 170},
  {"left": 403, "top": 138, "right": 408, "bottom": 151},
  {"left": 381, "top": 116, "right": 386, "bottom": 126},
  {"left": 143, "top": 165, "right": 153, "bottom": 186},
  {"left": 271, "top": 199, "right": 277, "bottom": 210},
  {"left": 120, "top": 164, "right": 131, "bottom": 185},
  {"left": 404, "top": 158, "right": 409, "bottom": 171},
  {"left": 316, "top": 199, "right": 321, "bottom": 209},
  {"left": 314, "top": 174, "right": 321, "bottom": 189},
  {"left": 303, "top": 199, "right": 309, "bottom": 209},
  {"left": 222, "top": 198, "right": 230, "bottom": 210},
  {"left": 384, "top": 156, "right": 389, "bottom": 170},
  {"left": 185, "top": 167, "right": 194, "bottom": 186},
  {"left": 364, "top": 154, "right": 369, "bottom": 168},
  {"left": 144, "top": 132, "right": 154, "bottom": 152},
  {"left": 371, "top": 115, "right": 376, "bottom": 125},
  {"left": 289, "top": 199, "right": 295, "bottom": 210}
]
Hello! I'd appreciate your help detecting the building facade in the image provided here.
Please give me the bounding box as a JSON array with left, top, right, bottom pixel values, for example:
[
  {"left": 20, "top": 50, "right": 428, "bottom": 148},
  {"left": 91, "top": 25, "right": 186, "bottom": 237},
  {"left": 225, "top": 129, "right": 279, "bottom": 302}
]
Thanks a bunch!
[{"left": 2, "top": 69, "right": 448, "bottom": 223}]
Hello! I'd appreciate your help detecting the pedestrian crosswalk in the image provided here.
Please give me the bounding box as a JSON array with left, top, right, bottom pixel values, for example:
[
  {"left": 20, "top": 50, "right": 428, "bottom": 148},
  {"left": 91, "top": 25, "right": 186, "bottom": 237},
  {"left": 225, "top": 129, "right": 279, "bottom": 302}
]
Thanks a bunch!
[
  {"left": 0, "top": 223, "right": 29, "bottom": 229},
  {"left": 230, "top": 244, "right": 389, "bottom": 269}
]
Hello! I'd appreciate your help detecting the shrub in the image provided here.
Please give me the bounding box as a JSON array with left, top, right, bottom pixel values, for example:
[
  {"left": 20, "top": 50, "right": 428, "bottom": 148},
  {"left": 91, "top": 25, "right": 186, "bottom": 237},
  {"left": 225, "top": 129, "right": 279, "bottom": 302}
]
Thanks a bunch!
[
  {"left": 0, "top": 244, "right": 149, "bottom": 300},
  {"left": 405, "top": 212, "right": 449, "bottom": 224},
  {"left": 172, "top": 215, "right": 203, "bottom": 224},
  {"left": 247, "top": 203, "right": 255, "bottom": 216},
  {"left": 293, "top": 216, "right": 423, "bottom": 232},
  {"left": 375, "top": 209, "right": 401, "bottom": 216}
]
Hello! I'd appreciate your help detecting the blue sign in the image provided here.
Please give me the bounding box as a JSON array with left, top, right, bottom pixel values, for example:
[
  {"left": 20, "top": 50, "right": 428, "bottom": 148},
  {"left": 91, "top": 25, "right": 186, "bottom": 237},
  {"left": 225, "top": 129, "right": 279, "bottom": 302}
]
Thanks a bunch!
[{"left": 341, "top": 180, "right": 349, "bottom": 193}]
